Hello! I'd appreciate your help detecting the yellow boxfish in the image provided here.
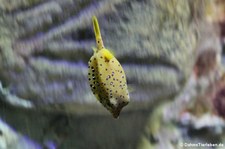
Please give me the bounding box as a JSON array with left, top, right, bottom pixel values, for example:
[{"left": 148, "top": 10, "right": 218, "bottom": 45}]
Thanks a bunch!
[{"left": 88, "top": 16, "right": 130, "bottom": 118}]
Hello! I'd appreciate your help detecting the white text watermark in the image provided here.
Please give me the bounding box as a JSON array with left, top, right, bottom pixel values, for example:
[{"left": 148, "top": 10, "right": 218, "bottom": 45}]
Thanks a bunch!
[{"left": 180, "top": 142, "right": 224, "bottom": 148}]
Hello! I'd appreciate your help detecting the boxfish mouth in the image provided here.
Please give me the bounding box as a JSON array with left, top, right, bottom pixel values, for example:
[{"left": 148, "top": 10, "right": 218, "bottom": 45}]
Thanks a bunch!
[
  {"left": 110, "top": 101, "right": 129, "bottom": 118},
  {"left": 112, "top": 110, "right": 120, "bottom": 118}
]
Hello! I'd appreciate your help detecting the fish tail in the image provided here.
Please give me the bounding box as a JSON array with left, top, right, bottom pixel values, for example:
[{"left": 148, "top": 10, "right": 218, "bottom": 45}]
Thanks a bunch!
[
  {"left": 92, "top": 16, "right": 101, "bottom": 38},
  {"left": 92, "top": 16, "right": 104, "bottom": 50}
]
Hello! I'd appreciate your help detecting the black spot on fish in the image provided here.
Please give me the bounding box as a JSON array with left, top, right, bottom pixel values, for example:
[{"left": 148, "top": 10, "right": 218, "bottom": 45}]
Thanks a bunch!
[{"left": 122, "top": 101, "right": 126, "bottom": 104}]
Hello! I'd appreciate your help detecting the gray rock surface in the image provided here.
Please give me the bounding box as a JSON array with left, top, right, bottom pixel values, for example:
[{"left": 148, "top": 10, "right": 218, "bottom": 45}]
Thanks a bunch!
[
  {"left": 0, "top": 0, "right": 198, "bottom": 113},
  {"left": 0, "top": 118, "right": 42, "bottom": 149},
  {"left": 1, "top": 0, "right": 224, "bottom": 149}
]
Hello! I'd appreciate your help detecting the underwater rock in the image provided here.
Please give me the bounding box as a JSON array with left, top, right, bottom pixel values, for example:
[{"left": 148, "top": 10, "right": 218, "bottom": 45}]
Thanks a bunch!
[
  {"left": 0, "top": 118, "right": 42, "bottom": 149},
  {"left": 0, "top": 82, "right": 34, "bottom": 108},
  {"left": 179, "top": 112, "right": 225, "bottom": 130},
  {"left": 0, "top": 0, "right": 224, "bottom": 149},
  {"left": 0, "top": 0, "right": 202, "bottom": 114}
]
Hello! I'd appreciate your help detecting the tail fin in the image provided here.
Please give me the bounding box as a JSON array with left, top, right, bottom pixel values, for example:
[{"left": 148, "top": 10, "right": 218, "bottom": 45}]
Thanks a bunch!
[{"left": 92, "top": 16, "right": 104, "bottom": 50}]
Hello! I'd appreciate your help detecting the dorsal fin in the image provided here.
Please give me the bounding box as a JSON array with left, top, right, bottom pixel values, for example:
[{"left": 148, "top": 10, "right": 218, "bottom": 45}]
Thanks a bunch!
[
  {"left": 92, "top": 16, "right": 104, "bottom": 51},
  {"left": 102, "top": 49, "right": 114, "bottom": 61}
]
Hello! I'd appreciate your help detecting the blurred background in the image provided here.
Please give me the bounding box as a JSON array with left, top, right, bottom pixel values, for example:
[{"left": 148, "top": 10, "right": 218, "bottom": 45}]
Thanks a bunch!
[{"left": 0, "top": 0, "right": 225, "bottom": 148}]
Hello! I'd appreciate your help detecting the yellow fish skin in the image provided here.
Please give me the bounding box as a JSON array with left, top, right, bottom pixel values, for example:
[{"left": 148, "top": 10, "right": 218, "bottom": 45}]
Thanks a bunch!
[{"left": 88, "top": 16, "right": 130, "bottom": 118}]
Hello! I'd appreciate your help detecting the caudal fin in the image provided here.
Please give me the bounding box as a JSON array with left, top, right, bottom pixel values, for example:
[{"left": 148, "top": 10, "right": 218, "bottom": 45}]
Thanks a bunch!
[{"left": 92, "top": 16, "right": 104, "bottom": 50}]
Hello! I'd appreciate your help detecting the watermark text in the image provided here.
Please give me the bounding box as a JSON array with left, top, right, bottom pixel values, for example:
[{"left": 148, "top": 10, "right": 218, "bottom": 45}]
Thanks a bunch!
[{"left": 180, "top": 142, "right": 224, "bottom": 148}]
